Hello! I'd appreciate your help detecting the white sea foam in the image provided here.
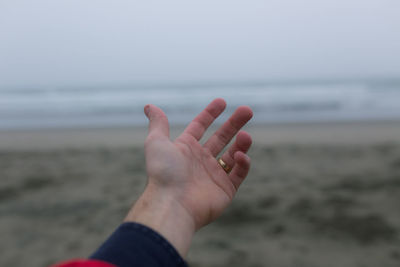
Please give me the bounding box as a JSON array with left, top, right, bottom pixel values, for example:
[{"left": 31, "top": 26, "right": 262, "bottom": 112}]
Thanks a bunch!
[{"left": 1, "top": 80, "right": 400, "bottom": 129}]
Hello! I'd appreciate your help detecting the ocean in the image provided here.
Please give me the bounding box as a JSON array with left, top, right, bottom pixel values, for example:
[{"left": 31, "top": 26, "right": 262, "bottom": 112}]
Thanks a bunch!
[{"left": 1, "top": 79, "right": 400, "bottom": 130}]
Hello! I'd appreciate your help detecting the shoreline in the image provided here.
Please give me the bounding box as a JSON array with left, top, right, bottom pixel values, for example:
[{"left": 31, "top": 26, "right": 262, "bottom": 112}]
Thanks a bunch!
[{"left": 1, "top": 119, "right": 400, "bottom": 150}]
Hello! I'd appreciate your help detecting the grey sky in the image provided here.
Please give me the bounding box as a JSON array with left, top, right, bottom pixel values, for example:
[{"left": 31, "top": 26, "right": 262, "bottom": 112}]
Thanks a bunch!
[{"left": 0, "top": 0, "right": 399, "bottom": 87}]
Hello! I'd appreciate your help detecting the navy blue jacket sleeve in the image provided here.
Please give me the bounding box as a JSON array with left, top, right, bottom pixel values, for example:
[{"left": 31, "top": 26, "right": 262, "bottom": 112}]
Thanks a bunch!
[{"left": 90, "top": 222, "right": 188, "bottom": 267}]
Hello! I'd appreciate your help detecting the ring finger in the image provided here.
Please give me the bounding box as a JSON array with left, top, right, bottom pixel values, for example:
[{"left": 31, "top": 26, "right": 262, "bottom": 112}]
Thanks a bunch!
[{"left": 218, "top": 131, "right": 252, "bottom": 172}]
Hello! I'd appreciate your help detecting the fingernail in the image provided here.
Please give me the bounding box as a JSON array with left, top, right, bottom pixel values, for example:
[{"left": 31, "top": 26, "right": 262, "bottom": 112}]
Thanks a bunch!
[{"left": 144, "top": 105, "right": 150, "bottom": 116}]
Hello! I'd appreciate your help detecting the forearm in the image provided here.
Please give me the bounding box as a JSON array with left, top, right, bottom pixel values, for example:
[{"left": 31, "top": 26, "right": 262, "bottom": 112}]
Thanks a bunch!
[{"left": 124, "top": 183, "right": 196, "bottom": 258}]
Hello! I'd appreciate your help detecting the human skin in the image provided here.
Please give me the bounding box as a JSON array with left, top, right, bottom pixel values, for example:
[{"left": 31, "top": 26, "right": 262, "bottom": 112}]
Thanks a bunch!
[{"left": 124, "top": 98, "right": 253, "bottom": 258}]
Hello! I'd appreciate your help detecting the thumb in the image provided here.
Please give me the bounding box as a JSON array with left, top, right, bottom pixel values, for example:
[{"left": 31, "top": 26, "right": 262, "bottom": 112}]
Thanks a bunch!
[{"left": 144, "top": 104, "right": 170, "bottom": 139}]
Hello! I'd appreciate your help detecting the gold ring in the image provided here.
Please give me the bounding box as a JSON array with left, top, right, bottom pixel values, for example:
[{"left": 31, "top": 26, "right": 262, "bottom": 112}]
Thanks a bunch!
[{"left": 218, "top": 158, "right": 232, "bottom": 173}]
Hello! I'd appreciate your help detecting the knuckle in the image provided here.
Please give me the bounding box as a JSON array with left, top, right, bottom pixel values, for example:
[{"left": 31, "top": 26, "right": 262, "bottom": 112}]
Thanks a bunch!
[
  {"left": 145, "top": 134, "right": 158, "bottom": 145},
  {"left": 217, "top": 130, "right": 231, "bottom": 145},
  {"left": 228, "top": 118, "right": 240, "bottom": 132}
]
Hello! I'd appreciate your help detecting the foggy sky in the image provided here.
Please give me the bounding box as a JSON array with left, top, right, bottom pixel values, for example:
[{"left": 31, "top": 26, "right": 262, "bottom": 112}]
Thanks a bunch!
[{"left": 0, "top": 0, "right": 399, "bottom": 87}]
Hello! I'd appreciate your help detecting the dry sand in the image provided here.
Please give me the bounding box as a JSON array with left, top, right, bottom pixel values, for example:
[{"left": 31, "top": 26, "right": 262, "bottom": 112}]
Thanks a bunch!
[{"left": 1, "top": 121, "right": 400, "bottom": 267}]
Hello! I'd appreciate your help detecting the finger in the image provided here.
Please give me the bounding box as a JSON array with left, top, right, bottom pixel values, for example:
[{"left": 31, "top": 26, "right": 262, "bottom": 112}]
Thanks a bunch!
[
  {"left": 181, "top": 98, "right": 226, "bottom": 140},
  {"left": 204, "top": 106, "right": 253, "bottom": 156},
  {"left": 229, "top": 151, "right": 251, "bottom": 190},
  {"left": 219, "top": 131, "right": 252, "bottom": 170},
  {"left": 144, "top": 104, "right": 170, "bottom": 139}
]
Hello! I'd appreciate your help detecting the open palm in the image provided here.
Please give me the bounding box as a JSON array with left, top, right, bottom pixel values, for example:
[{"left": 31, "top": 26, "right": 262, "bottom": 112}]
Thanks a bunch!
[{"left": 144, "top": 98, "right": 253, "bottom": 229}]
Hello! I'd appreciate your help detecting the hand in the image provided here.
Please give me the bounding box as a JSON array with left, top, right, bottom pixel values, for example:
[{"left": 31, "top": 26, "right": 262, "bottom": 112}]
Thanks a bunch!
[{"left": 125, "top": 98, "right": 253, "bottom": 257}]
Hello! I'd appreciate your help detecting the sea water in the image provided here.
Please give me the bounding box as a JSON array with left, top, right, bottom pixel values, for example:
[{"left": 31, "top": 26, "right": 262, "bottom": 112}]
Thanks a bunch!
[{"left": 1, "top": 79, "right": 400, "bottom": 129}]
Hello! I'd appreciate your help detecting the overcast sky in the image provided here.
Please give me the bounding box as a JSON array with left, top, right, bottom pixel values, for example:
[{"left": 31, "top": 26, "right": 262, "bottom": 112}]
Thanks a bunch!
[{"left": 0, "top": 0, "right": 399, "bottom": 87}]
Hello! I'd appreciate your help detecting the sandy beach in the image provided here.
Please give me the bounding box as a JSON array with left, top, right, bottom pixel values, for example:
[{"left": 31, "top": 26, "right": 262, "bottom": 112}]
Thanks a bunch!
[{"left": 1, "top": 121, "right": 400, "bottom": 267}]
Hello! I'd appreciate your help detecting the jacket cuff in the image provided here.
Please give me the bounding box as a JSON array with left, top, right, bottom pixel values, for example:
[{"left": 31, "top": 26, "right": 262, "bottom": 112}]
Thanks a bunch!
[{"left": 90, "top": 222, "right": 188, "bottom": 267}]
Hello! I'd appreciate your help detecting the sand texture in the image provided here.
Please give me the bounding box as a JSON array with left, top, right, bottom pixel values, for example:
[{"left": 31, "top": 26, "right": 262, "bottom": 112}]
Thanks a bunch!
[{"left": 1, "top": 123, "right": 400, "bottom": 267}]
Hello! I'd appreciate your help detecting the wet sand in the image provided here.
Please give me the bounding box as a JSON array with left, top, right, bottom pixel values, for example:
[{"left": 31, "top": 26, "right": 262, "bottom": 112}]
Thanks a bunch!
[{"left": 1, "top": 121, "right": 400, "bottom": 267}]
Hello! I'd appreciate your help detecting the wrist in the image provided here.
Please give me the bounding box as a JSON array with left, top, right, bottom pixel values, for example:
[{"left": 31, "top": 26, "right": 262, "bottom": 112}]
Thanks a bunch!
[{"left": 124, "top": 183, "right": 196, "bottom": 258}]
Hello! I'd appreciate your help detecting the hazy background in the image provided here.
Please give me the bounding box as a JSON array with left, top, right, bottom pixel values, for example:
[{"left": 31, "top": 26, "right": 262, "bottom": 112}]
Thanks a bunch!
[
  {"left": 1, "top": 0, "right": 400, "bottom": 87},
  {"left": 1, "top": 0, "right": 400, "bottom": 129}
]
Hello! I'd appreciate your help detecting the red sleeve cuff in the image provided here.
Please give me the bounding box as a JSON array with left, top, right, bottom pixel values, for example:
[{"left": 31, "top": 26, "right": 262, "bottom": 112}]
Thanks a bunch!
[{"left": 50, "top": 259, "right": 117, "bottom": 267}]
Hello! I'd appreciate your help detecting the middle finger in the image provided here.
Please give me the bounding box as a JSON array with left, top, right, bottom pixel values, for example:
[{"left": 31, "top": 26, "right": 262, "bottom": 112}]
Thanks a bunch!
[{"left": 204, "top": 105, "right": 253, "bottom": 156}]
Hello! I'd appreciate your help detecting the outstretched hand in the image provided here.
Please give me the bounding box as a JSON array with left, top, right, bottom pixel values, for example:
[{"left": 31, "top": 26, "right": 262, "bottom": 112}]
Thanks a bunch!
[{"left": 125, "top": 98, "right": 253, "bottom": 257}]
